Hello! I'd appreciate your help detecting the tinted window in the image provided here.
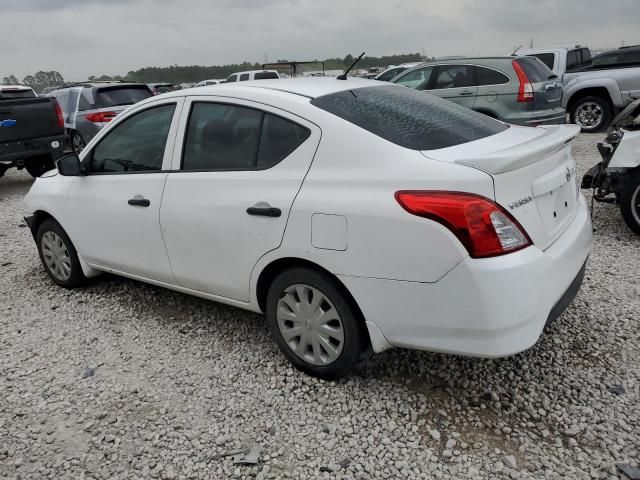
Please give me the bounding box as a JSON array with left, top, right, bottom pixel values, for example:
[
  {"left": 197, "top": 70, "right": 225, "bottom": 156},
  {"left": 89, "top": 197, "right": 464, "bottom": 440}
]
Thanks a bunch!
[
  {"left": 239, "top": 73, "right": 250, "bottom": 81},
  {"left": 0, "top": 89, "right": 36, "bottom": 99},
  {"left": 95, "top": 86, "right": 153, "bottom": 108},
  {"left": 528, "top": 53, "right": 555, "bottom": 70},
  {"left": 434, "top": 65, "right": 473, "bottom": 89},
  {"left": 566, "top": 50, "right": 579, "bottom": 70},
  {"left": 513, "top": 57, "right": 553, "bottom": 82},
  {"left": 393, "top": 66, "right": 435, "bottom": 89},
  {"left": 182, "top": 103, "right": 309, "bottom": 170},
  {"left": 592, "top": 53, "right": 618, "bottom": 67},
  {"left": 376, "top": 67, "right": 406, "bottom": 82},
  {"left": 254, "top": 71, "right": 279, "bottom": 80},
  {"left": 311, "top": 85, "right": 508, "bottom": 150},
  {"left": 226, "top": 75, "right": 237, "bottom": 83},
  {"left": 89, "top": 104, "right": 175, "bottom": 173},
  {"left": 257, "top": 114, "right": 310, "bottom": 167},
  {"left": 476, "top": 66, "right": 510, "bottom": 86},
  {"left": 620, "top": 50, "right": 640, "bottom": 66}
]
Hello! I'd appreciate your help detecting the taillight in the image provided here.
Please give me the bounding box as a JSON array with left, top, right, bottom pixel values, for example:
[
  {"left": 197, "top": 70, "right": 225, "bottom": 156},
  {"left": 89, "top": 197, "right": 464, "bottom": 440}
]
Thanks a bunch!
[
  {"left": 53, "top": 101, "right": 64, "bottom": 129},
  {"left": 512, "top": 60, "right": 534, "bottom": 103},
  {"left": 85, "top": 111, "right": 117, "bottom": 123},
  {"left": 395, "top": 191, "right": 532, "bottom": 258}
]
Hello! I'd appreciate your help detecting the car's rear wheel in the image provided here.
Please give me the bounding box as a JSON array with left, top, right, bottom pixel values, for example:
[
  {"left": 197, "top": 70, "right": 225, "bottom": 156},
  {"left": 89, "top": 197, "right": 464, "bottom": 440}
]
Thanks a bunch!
[
  {"left": 36, "top": 219, "right": 86, "bottom": 288},
  {"left": 620, "top": 170, "right": 640, "bottom": 235},
  {"left": 25, "top": 155, "right": 55, "bottom": 178},
  {"left": 70, "top": 131, "right": 86, "bottom": 154},
  {"left": 266, "top": 267, "right": 366, "bottom": 380},
  {"left": 570, "top": 96, "right": 612, "bottom": 133}
]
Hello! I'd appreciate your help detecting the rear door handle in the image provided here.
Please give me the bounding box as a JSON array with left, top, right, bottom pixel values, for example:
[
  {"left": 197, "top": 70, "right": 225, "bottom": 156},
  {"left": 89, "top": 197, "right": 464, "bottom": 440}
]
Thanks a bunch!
[
  {"left": 459, "top": 90, "right": 474, "bottom": 96},
  {"left": 246, "top": 206, "right": 281, "bottom": 217},
  {"left": 128, "top": 197, "right": 150, "bottom": 207}
]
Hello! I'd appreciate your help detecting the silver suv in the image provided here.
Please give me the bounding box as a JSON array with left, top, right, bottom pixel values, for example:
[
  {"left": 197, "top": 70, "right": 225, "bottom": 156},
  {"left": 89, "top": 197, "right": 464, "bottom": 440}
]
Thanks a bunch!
[
  {"left": 48, "top": 82, "right": 153, "bottom": 153},
  {"left": 391, "top": 57, "right": 565, "bottom": 126}
]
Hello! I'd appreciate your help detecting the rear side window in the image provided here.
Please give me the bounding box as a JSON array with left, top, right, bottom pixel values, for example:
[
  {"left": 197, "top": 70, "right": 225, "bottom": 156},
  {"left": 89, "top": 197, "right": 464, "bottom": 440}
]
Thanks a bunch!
[
  {"left": 95, "top": 86, "right": 152, "bottom": 108},
  {"left": 475, "top": 66, "right": 510, "bottom": 86},
  {"left": 239, "top": 73, "right": 250, "bottom": 81},
  {"left": 254, "top": 71, "right": 279, "bottom": 80},
  {"left": 528, "top": 53, "right": 555, "bottom": 70},
  {"left": 182, "top": 102, "right": 310, "bottom": 170},
  {"left": 311, "top": 85, "right": 508, "bottom": 151},
  {"left": 513, "top": 57, "right": 553, "bottom": 82}
]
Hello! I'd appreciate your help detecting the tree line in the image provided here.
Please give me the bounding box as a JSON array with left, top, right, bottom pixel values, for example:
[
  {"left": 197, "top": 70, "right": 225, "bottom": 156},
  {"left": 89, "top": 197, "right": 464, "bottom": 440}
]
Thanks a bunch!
[{"left": 2, "top": 52, "right": 425, "bottom": 92}]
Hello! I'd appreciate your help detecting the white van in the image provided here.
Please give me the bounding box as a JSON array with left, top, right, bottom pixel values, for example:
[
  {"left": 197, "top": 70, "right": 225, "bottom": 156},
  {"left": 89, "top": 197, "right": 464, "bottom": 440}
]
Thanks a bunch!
[{"left": 224, "top": 70, "right": 280, "bottom": 83}]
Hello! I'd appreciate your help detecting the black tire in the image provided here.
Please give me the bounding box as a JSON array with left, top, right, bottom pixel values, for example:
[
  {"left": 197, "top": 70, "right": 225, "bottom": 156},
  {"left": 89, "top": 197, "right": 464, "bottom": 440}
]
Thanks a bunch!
[
  {"left": 266, "top": 267, "right": 367, "bottom": 380},
  {"left": 36, "top": 219, "right": 87, "bottom": 288},
  {"left": 25, "top": 155, "right": 55, "bottom": 178},
  {"left": 70, "top": 131, "right": 86, "bottom": 154},
  {"left": 570, "top": 95, "right": 612, "bottom": 133},
  {"left": 620, "top": 170, "right": 640, "bottom": 235}
]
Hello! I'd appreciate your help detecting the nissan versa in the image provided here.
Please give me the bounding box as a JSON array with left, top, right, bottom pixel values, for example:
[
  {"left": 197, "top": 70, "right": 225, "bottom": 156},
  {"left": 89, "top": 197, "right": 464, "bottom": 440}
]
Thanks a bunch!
[{"left": 23, "top": 78, "right": 592, "bottom": 379}]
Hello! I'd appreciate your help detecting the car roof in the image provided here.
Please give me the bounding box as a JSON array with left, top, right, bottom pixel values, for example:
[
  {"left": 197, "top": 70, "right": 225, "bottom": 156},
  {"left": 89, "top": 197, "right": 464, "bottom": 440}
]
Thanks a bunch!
[
  {"left": 0, "top": 84, "right": 33, "bottom": 91},
  {"left": 149, "top": 77, "right": 386, "bottom": 102}
]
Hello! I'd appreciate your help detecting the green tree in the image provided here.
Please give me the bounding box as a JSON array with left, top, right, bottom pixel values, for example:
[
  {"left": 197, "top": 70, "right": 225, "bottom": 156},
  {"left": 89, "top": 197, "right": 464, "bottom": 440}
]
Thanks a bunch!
[{"left": 2, "top": 74, "right": 20, "bottom": 85}]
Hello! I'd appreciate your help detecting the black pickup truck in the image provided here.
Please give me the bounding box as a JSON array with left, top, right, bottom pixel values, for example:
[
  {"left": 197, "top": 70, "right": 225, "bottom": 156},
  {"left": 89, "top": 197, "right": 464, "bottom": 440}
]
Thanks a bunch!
[{"left": 0, "top": 85, "right": 66, "bottom": 178}]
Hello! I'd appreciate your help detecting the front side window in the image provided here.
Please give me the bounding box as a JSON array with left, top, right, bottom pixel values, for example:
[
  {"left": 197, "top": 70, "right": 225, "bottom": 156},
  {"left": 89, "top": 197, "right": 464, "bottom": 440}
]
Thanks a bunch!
[
  {"left": 393, "top": 66, "right": 434, "bottom": 90},
  {"left": 226, "top": 75, "right": 237, "bottom": 83},
  {"left": 433, "top": 65, "right": 473, "bottom": 89},
  {"left": 182, "top": 102, "right": 310, "bottom": 170},
  {"left": 88, "top": 103, "right": 176, "bottom": 173}
]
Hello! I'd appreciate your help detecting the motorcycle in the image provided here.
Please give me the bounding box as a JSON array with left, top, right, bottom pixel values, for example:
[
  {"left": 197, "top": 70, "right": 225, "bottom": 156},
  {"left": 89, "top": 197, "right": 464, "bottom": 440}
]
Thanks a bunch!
[{"left": 581, "top": 98, "right": 640, "bottom": 234}]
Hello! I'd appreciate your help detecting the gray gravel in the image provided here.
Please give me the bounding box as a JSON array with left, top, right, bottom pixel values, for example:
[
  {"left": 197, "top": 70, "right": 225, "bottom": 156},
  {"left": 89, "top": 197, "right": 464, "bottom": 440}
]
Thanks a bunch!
[{"left": 1, "top": 133, "right": 639, "bottom": 479}]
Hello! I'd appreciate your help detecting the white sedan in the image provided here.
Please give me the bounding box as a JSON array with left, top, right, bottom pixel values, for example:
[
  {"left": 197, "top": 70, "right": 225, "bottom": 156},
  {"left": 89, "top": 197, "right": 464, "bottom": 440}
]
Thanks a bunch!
[{"left": 24, "top": 78, "right": 592, "bottom": 379}]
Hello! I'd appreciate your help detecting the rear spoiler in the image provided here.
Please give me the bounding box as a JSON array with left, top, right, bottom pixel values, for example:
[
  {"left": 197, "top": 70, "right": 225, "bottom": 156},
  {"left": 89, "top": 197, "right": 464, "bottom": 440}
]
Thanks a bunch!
[{"left": 455, "top": 125, "right": 580, "bottom": 174}]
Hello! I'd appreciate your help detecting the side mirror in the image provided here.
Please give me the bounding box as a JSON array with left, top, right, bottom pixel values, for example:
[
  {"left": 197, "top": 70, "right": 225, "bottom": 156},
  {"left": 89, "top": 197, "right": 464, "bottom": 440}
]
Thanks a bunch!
[{"left": 56, "top": 154, "right": 84, "bottom": 176}]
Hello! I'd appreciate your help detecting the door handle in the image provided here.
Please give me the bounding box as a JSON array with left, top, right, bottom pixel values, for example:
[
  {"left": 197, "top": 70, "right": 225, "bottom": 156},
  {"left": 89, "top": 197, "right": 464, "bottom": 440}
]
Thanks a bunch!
[
  {"left": 128, "top": 197, "right": 150, "bottom": 207},
  {"left": 459, "top": 90, "right": 474, "bottom": 96},
  {"left": 246, "top": 206, "right": 281, "bottom": 217}
]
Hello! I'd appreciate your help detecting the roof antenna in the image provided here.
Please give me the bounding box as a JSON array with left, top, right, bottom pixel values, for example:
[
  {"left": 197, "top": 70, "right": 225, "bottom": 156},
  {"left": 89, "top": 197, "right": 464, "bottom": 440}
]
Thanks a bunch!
[
  {"left": 337, "top": 52, "right": 365, "bottom": 80},
  {"left": 511, "top": 45, "right": 522, "bottom": 56}
]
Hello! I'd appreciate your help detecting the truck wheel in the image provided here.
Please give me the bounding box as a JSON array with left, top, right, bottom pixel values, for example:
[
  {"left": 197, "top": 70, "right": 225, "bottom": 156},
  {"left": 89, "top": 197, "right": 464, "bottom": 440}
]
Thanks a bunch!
[
  {"left": 570, "top": 96, "right": 612, "bottom": 133},
  {"left": 70, "top": 131, "right": 86, "bottom": 154},
  {"left": 25, "top": 155, "right": 55, "bottom": 178},
  {"left": 36, "top": 219, "right": 87, "bottom": 288},
  {"left": 620, "top": 170, "right": 640, "bottom": 235}
]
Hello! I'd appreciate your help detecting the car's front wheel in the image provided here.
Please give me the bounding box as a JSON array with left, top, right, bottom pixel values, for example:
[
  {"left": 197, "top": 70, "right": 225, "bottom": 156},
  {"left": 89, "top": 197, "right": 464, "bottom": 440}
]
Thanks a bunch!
[
  {"left": 266, "top": 267, "right": 367, "bottom": 380},
  {"left": 620, "top": 170, "right": 640, "bottom": 235},
  {"left": 36, "top": 219, "right": 86, "bottom": 288}
]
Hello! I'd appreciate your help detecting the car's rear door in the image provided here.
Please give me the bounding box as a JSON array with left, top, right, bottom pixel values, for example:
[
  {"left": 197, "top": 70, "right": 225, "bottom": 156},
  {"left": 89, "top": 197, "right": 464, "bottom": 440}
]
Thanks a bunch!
[
  {"left": 159, "top": 96, "right": 320, "bottom": 302},
  {"left": 427, "top": 64, "right": 478, "bottom": 109}
]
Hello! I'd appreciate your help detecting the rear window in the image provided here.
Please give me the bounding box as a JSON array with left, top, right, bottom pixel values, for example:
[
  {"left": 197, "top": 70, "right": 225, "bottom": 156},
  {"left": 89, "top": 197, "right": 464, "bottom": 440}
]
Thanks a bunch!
[
  {"left": 527, "top": 53, "right": 555, "bottom": 70},
  {"left": 0, "top": 89, "right": 36, "bottom": 99},
  {"left": 254, "top": 71, "right": 279, "bottom": 80},
  {"left": 95, "top": 86, "right": 152, "bottom": 108},
  {"left": 514, "top": 57, "right": 554, "bottom": 82},
  {"left": 310, "top": 85, "right": 508, "bottom": 151}
]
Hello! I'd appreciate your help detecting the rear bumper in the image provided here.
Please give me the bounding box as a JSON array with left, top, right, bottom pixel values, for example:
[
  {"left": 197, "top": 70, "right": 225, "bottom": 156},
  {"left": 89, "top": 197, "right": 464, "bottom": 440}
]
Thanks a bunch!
[
  {"left": 0, "top": 134, "right": 66, "bottom": 165},
  {"left": 340, "top": 194, "right": 592, "bottom": 356},
  {"left": 502, "top": 108, "right": 567, "bottom": 127}
]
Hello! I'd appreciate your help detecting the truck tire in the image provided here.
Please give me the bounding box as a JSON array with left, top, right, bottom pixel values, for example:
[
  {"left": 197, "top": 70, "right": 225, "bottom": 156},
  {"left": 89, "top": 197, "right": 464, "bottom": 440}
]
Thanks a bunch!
[
  {"left": 25, "top": 155, "right": 55, "bottom": 178},
  {"left": 570, "top": 95, "right": 612, "bottom": 133},
  {"left": 620, "top": 169, "right": 640, "bottom": 235}
]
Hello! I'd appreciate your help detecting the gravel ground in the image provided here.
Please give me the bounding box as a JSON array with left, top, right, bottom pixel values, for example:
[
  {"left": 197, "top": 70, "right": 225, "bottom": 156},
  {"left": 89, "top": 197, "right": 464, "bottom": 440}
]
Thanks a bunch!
[{"left": 1, "top": 133, "right": 639, "bottom": 480}]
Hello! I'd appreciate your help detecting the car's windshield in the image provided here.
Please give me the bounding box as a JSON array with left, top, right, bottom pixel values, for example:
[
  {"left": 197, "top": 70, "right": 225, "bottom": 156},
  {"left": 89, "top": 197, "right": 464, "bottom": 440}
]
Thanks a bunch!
[{"left": 311, "top": 85, "right": 508, "bottom": 150}]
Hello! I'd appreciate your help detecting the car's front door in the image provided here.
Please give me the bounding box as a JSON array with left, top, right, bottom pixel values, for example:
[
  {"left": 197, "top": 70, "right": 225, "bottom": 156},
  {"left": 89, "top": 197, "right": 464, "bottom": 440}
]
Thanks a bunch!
[
  {"left": 160, "top": 97, "right": 320, "bottom": 302},
  {"left": 427, "top": 64, "right": 478, "bottom": 109},
  {"left": 69, "top": 99, "right": 183, "bottom": 282}
]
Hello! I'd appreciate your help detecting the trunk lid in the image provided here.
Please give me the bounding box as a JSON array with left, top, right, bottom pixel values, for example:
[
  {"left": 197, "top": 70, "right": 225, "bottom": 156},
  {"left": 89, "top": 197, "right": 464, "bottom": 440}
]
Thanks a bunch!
[
  {"left": 0, "top": 97, "right": 63, "bottom": 143},
  {"left": 423, "top": 124, "right": 581, "bottom": 250},
  {"left": 513, "top": 56, "right": 563, "bottom": 110}
]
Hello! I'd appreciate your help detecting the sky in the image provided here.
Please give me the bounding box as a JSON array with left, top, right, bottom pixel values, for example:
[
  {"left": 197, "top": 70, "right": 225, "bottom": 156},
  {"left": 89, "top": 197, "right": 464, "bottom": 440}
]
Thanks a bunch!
[{"left": 2, "top": 0, "right": 639, "bottom": 81}]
